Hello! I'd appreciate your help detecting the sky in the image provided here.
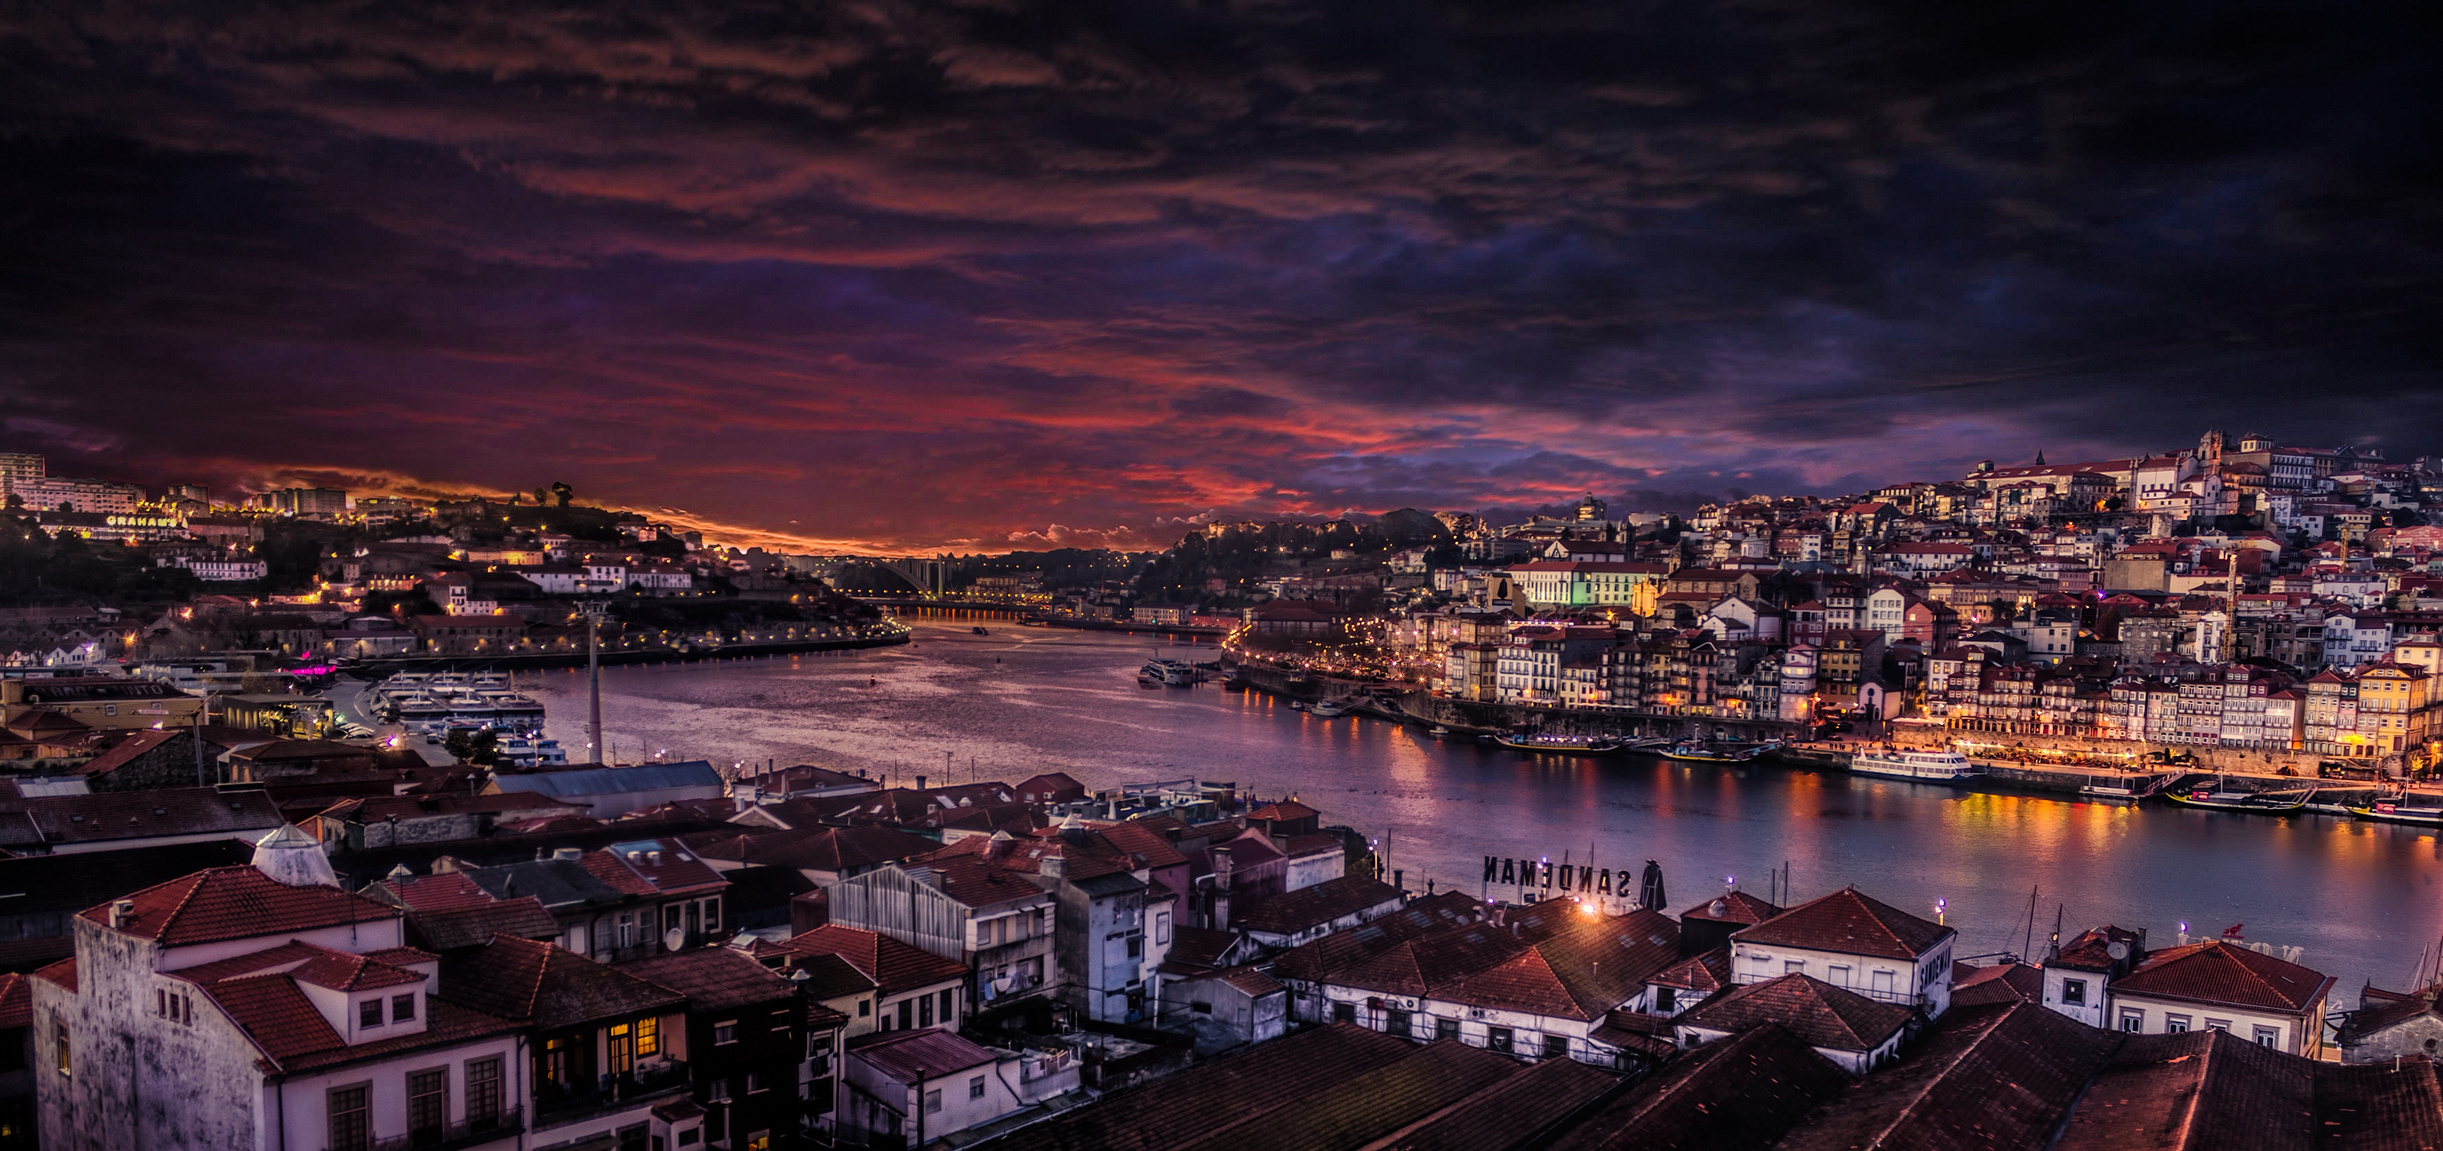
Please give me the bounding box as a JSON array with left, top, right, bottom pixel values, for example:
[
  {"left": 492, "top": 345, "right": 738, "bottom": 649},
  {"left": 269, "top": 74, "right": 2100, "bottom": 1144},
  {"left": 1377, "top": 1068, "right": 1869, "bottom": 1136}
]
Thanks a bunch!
[{"left": 2, "top": 2, "right": 2440, "bottom": 554}]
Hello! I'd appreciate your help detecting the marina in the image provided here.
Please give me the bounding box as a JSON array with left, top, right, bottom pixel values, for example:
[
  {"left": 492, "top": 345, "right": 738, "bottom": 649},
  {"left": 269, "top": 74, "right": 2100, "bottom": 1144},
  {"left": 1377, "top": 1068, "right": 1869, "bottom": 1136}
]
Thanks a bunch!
[{"left": 522, "top": 619, "right": 2443, "bottom": 997}]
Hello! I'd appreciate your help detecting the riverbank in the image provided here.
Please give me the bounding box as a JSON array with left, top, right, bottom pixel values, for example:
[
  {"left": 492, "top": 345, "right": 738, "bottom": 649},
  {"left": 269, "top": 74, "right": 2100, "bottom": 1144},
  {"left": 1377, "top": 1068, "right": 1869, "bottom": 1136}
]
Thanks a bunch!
[{"left": 342, "top": 628, "right": 910, "bottom": 677}]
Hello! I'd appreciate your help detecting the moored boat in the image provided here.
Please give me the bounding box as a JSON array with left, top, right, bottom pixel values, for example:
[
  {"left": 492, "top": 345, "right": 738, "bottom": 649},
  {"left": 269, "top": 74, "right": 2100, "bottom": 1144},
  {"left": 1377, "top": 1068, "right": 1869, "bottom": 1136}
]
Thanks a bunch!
[
  {"left": 1496, "top": 733, "right": 1622, "bottom": 754},
  {"left": 2349, "top": 798, "right": 2443, "bottom": 826},
  {"left": 1656, "top": 742, "right": 1757, "bottom": 764},
  {"left": 1849, "top": 748, "right": 1982, "bottom": 782},
  {"left": 1427, "top": 725, "right": 1453, "bottom": 737},
  {"left": 2163, "top": 785, "right": 2313, "bottom": 814},
  {"left": 1308, "top": 700, "right": 1349, "bottom": 717}
]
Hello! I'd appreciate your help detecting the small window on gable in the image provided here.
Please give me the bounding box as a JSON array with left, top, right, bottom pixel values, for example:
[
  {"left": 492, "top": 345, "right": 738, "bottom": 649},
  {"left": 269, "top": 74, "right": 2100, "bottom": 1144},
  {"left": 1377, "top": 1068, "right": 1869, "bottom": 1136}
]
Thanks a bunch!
[{"left": 360, "top": 999, "right": 383, "bottom": 1028}]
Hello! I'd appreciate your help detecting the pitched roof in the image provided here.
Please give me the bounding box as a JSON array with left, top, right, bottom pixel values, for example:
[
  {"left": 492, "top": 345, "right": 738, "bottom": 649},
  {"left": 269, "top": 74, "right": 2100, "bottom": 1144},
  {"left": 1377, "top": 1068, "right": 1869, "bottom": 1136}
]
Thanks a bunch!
[
  {"left": 1545, "top": 1023, "right": 1849, "bottom": 1151},
  {"left": 1680, "top": 890, "right": 1781, "bottom": 926},
  {"left": 1236, "top": 875, "right": 1404, "bottom": 935},
  {"left": 989, "top": 1023, "right": 1418, "bottom": 1151},
  {"left": 85, "top": 865, "right": 398, "bottom": 947},
  {"left": 2109, "top": 939, "right": 2334, "bottom": 1015},
  {"left": 1370, "top": 1053, "right": 1623, "bottom": 1151},
  {"left": 618, "top": 947, "right": 795, "bottom": 1013},
  {"left": 1171, "top": 1039, "right": 1526, "bottom": 1151},
  {"left": 849, "top": 1027, "right": 1001, "bottom": 1082},
  {"left": 780, "top": 925, "right": 967, "bottom": 994},
  {"left": 440, "top": 935, "right": 685, "bottom": 1029},
  {"left": 405, "top": 896, "right": 563, "bottom": 951},
  {"left": 1677, "top": 974, "right": 1913, "bottom": 1054},
  {"left": 24, "top": 787, "right": 284, "bottom": 847},
  {"left": 0, "top": 838, "right": 254, "bottom": 919},
  {"left": 1444, "top": 909, "right": 1683, "bottom": 1021},
  {"left": 683, "top": 823, "right": 939, "bottom": 874},
  {"left": 1779, "top": 1001, "right": 2123, "bottom": 1151},
  {"left": 1950, "top": 961, "right": 2046, "bottom": 1007},
  {"left": 1649, "top": 947, "right": 1732, "bottom": 995},
  {"left": 1731, "top": 887, "right": 1954, "bottom": 961},
  {"left": 375, "top": 871, "right": 499, "bottom": 912},
  {"left": 0, "top": 972, "right": 29, "bottom": 1030}
]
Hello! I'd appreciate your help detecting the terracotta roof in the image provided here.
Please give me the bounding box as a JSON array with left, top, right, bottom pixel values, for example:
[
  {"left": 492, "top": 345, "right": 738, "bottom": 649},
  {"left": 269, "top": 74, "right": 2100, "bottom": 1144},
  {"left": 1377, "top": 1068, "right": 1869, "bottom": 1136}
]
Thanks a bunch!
[
  {"left": 850, "top": 1027, "right": 1000, "bottom": 1082},
  {"left": 1372, "top": 1053, "right": 1623, "bottom": 1151},
  {"left": 440, "top": 935, "right": 685, "bottom": 1029},
  {"left": 1650, "top": 947, "right": 1732, "bottom": 994},
  {"left": 1172, "top": 1039, "right": 1524, "bottom": 1151},
  {"left": 1680, "top": 890, "right": 1781, "bottom": 926},
  {"left": 1237, "top": 875, "right": 1404, "bottom": 935},
  {"left": 780, "top": 924, "right": 967, "bottom": 994},
  {"left": 903, "top": 852, "right": 1049, "bottom": 908},
  {"left": 26, "top": 787, "right": 284, "bottom": 847},
  {"left": 31, "top": 957, "right": 74, "bottom": 993},
  {"left": 289, "top": 949, "right": 426, "bottom": 991},
  {"left": 85, "top": 865, "right": 398, "bottom": 947},
  {"left": 1732, "top": 887, "right": 1954, "bottom": 961},
  {"left": 1164, "top": 925, "right": 1244, "bottom": 972},
  {"left": 376, "top": 872, "right": 499, "bottom": 912},
  {"left": 2054, "top": 1030, "right": 2309, "bottom": 1151},
  {"left": 990, "top": 1023, "right": 1417, "bottom": 1151},
  {"left": 1445, "top": 909, "right": 1683, "bottom": 1021},
  {"left": 405, "top": 896, "right": 563, "bottom": 951},
  {"left": 588, "top": 839, "right": 726, "bottom": 895},
  {"left": 787, "top": 952, "right": 878, "bottom": 1002},
  {"left": 619, "top": 946, "right": 795, "bottom": 1013},
  {"left": 0, "top": 972, "right": 29, "bottom": 1030},
  {"left": 1950, "top": 961, "right": 2045, "bottom": 1007},
  {"left": 1779, "top": 1001, "right": 2123, "bottom": 1151},
  {"left": 1545, "top": 1023, "right": 1849, "bottom": 1151},
  {"left": 2112, "top": 939, "right": 2334, "bottom": 1014},
  {"left": 1677, "top": 974, "right": 1913, "bottom": 1054},
  {"left": 1248, "top": 800, "right": 1319, "bottom": 822}
]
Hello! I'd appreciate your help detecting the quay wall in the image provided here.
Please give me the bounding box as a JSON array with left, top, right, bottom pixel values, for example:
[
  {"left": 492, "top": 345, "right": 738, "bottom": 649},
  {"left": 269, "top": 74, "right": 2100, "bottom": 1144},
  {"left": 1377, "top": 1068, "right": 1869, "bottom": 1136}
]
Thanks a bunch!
[{"left": 347, "top": 631, "right": 908, "bottom": 676}]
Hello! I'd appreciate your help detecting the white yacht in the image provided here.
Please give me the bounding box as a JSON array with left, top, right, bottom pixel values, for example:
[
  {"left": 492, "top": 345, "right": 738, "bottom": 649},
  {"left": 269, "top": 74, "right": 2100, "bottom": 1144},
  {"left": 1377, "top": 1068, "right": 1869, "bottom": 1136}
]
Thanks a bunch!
[
  {"left": 1848, "top": 747, "right": 1983, "bottom": 782},
  {"left": 1138, "top": 658, "right": 1198, "bottom": 686}
]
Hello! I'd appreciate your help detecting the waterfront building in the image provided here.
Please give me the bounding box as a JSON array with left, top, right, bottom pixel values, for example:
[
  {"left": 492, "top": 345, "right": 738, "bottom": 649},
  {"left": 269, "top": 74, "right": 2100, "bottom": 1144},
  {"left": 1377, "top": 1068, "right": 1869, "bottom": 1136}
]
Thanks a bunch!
[
  {"left": 1727, "top": 888, "right": 1956, "bottom": 1018},
  {"left": 2101, "top": 939, "right": 2335, "bottom": 1057}
]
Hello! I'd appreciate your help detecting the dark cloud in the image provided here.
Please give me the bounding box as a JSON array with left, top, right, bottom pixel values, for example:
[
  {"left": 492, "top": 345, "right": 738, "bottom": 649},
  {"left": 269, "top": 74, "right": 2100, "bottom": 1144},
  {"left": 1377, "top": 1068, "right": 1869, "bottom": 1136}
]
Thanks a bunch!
[{"left": 0, "top": 0, "right": 2438, "bottom": 550}]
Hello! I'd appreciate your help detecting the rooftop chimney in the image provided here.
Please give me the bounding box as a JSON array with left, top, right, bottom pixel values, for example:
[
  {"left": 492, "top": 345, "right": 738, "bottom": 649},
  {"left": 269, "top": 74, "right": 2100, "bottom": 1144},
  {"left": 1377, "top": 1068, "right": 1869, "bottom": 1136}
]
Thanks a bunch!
[
  {"left": 554, "top": 847, "right": 582, "bottom": 861},
  {"left": 1039, "top": 854, "right": 1065, "bottom": 878},
  {"left": 916, "top": 775, "right": 927, "bottom": 791},
  {"left": 108, "top": 900, "right": 135, "bottom": 929}
]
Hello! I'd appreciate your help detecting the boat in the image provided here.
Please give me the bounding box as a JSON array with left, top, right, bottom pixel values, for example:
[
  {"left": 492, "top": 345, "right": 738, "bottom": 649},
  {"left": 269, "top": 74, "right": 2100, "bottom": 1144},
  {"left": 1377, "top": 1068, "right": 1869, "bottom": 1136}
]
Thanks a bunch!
[
  {"left": 495, "top": 735, "right": 568, "bottom": 768},
  {"left": 1849, "top": 748, "right": 1983, "bottom": 782},
  {"left": 972, "top": 627, "right": 991, "bottom": 635},
  {"left": 2349, "top": 798, "right": 2443, "bottom": 826},
  {"left": 478, "top": 691, "right": 548, "bottom": 735},
  {"left": 1656, "top": 742, "right": 1759, "bottom": 764},
  {"left": 2163, "top": 784, "right": 2313, "bottom": 815},
  {"left": 1497, "top": 733, "right": 1622, "bottom": 754},
  {"left": 1427, "top": 725, "right": 1452, "bottom": 737},
  {"left": 1308, "top": 701, "right": 1349, "bottom": 717},
  {"left": 1138, "top": 658, "right": 1198, "bottom": 686}
]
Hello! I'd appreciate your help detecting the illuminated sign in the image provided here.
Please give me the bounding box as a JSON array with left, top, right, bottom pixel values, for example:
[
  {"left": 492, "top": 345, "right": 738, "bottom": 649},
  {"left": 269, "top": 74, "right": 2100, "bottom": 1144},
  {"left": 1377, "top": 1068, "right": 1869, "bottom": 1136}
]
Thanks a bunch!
[{"left": 1482, "top": 854, "right": 1636, "bottom": 897}]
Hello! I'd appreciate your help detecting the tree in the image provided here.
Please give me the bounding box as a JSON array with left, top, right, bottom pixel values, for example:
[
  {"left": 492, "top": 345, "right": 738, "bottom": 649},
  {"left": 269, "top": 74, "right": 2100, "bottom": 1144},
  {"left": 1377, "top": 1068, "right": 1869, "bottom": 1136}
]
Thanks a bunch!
[
  {"left": 443, "top": 728, "right": 500, "bottom": 766},
  {"left": 550, "top": 481, "right": 574, "bottom": 509}
]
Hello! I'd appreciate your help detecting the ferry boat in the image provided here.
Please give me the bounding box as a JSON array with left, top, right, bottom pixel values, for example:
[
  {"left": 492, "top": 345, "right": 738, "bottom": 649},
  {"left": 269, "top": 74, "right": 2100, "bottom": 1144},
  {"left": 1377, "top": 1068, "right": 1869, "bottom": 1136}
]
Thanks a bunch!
[
  {"left": 1496, "top": 733, "right": 1622, "bottom": 754},
  {"left": 471, "top": 671, "right": 510, "bottom": 689},
  {"left": 1308, "top": 701, "right": 1350, "bottom": 718},
  {"left": 1427, "top": 725, "right": 1453, "bottom": 737},
  {"left": 390, "top": 695, "right": 453, "bottom": 737},
  {"left": 2077, "top": 783, "right": 2141, "bottom": 804},
  {"left": 2163, "top": 785, "right": 2313, "bottom": 814},
  {"left": 2349, "top": 797, "right": 2443, "bottom": 826},
  {"left": 1138, "top": 658, "right": 1198, "bottom": 686},
  {"left": 1848, "top": 748, "right": 1983, "bottom": 782}
]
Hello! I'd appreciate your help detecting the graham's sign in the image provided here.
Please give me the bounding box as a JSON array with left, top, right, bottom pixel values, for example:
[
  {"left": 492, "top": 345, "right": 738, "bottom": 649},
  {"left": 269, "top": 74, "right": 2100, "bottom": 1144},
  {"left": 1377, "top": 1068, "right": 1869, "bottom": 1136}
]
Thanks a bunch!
[{"left": 1484, "top": 855, "right": 1628, "bottom": 895}]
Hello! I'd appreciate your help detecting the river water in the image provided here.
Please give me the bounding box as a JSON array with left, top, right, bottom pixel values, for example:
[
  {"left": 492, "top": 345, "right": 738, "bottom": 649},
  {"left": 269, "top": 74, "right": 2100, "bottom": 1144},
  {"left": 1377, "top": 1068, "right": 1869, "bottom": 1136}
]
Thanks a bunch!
[{"left": 522, "top": 620, "right": 2443, "bottom": 996}]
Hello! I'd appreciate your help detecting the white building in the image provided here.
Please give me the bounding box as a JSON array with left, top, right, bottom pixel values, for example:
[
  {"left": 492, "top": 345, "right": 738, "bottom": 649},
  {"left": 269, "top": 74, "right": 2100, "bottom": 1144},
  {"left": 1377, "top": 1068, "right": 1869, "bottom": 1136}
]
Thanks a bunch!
[
  {"left": 11, "top": 477, "right": 143, "bottom": 515},
  {"left": 34, "top": 827, "right": 528, "bottom": 1151},
  {"left": 2093, "top": 939, "right": 2334, "bottom": 1058},
  {"left": 1726, "top": 887, "right": 1956, "bottom": 1019}
]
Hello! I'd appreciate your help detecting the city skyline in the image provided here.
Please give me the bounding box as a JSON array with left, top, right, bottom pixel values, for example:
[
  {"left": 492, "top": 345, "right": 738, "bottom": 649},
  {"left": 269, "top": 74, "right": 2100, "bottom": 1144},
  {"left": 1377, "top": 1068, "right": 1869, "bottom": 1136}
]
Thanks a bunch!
[{"left": 4, "top": 3, "right": 2440, "bottom": 554}]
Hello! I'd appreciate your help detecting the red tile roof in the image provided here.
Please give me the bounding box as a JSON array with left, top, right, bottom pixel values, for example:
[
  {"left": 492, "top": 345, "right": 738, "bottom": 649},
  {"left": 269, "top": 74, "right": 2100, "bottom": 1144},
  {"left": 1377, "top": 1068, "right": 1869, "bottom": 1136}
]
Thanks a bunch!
[
  {"left": 1677, "top": 974, "right": 1913, "bottom": 1054},
  {"left": 618, "top": 947, "right": 795, "bottom": 1014},
  {"left": 1778, "top": 1001, "right": 2122, "bottom": 1151},
  {"left": 1544, "top": 1023, "right": 1848, "bottom": 1151},
  {"left": 85, "top": 865, "right": 399, "bottom": 947},
  {"left": 781, "top": 925, "right": 968, "bottom": 994},
  {"left": 1679, "top": 890, "right": 1780, "bottom": 926},
  {"left": 850, "top": 1027, "right": 1001, "bottom": 1081},
  {"left": 2111, "top": 939, "right": 2334, "bottom": 1014},
  {"left": 440, "top": 935, "right": 685, "bottom": 1029},
  {"left": 1237, "top": 875, "right": 1404, "bottom": 935},
  {"left": 0, "top": 972, "right": 29, "bottom": 1030},
  {"left": 1731, "top": 887, "right": 1953, "bottom": 961},
  {"left": 378, "top": 872, "right": 499, "bottom": 912},
  {"left": 31, "top": 957, "right": 74, "bottom": 993},
  {"left": 1650, "top": 947, "right": 1732, "bottom": 994},
  {"left": 1950, "top": 961, "right": 2045, "bottom": 1007},
  {"left": 406, "top": 896, "right": 563, "bottom": 951}
]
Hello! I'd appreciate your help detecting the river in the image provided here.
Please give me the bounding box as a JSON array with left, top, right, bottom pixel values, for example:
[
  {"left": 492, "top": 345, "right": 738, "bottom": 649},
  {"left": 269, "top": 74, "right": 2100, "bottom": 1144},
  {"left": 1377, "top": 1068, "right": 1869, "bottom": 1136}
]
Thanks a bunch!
[{"left": 520, "top": 619, "right": 2443, "bottom": 996}]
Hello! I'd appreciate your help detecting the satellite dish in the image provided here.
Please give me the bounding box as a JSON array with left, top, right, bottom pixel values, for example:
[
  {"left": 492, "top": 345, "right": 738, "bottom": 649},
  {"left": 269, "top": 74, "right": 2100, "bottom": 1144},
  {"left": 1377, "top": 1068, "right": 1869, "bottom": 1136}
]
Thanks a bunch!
[
  {"left": 664, "top": 927, "right": 688, "bottom": 953},
  {"left": 2106, "top": 941, "right": 2129, "bottom": 960}
]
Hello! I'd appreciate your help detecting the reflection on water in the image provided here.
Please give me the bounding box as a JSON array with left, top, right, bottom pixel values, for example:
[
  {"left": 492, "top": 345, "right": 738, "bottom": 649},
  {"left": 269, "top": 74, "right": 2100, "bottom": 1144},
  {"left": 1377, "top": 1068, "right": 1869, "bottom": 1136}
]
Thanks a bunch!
[{"left": 524, "top": 620, "right": 2443, "bottom": 993}]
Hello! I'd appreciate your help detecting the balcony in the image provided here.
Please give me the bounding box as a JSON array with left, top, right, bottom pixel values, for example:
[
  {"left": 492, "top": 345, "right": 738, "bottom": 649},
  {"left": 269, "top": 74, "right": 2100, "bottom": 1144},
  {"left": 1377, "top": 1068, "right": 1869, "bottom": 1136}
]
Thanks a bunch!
[
  {"left": 533, "top": 1061, "right": 691, "bottom": 1125},
  {"left": 328, "top": 1107, "right": 524, "bottom": 1151}
]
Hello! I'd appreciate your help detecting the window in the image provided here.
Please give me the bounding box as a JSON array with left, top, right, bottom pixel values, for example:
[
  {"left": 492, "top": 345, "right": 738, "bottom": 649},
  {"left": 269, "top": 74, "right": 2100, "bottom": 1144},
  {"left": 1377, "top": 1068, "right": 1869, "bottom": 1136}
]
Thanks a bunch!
[
  {"left": 940, "top": 989, "right": 954, "bottom": 1022},
  {"left": 664, "top": 904, "right": 682, "bottom": 941},
  {"left": 1333, "top": 1001, "right": 1356, "bottom": 1025},
  {"left": 677, "top": 1130, "right": 700, "bottom": 1146},
  {"left": 1436, "top": 1017, "right": 1460, "bottom": 1041},
  {"left": 709, "top": 1079, "right": 732, "bottom": 1103},
  {"left": 1487, "top": 1026, "right": 1514, "bottom": 1054},
  {"left": 1827, "top": 964, "right": 1850, "bottom": 987},
  {"left": 1544, "top": 1033, "right": 1568, "bottom": 1059},
  {"left": 1784, "top": 959, "right": 1805, "bottom": 975},
  {"left": 617, "top": 1123, "right": 649, "bottom": 1151},
  {"left": 393, "top": 993, "right": 417, "bottom": 1021},
  {"left": 1654, "top": 986, "right": 1677, "bottom": 1014},
  {"left": 408, "top": 1068, "right": 447, "bottom": 1143},
  {"left": 771, "top": 1010, "right": 791, "bottom": 1033},
  {"left": 1870, "top": 969, "right": 1896, "bottom": 997},
  {"left": 747, "top": 1072, "right": 767, "bottom": 1094},
  {"left": 53, "top": 1021, "right": 68, "bottom": 1077},
  {"left": 360, "top": 999, "right": 383, "bottom": 1028},
  {"left": 1386, "top": 1008, "right": 1411, "bottom": 1037},
  {"left": 328, "top": 1084, "right": 371, "bottom": 1151},
  {"left": 714, "top": 1021, "right": 739, "bottom": 1045},
  {"left": 1189, "top": 1000, "right": 1213, "bottom": 1015},
  {"left": 703, "top": 898, "right": 720, "bottom": 933},
  {"left": 918, "top": 995, "right": 934, "bottom": 1028},
  {"left": 2062, "top": 979, "right": 2087, "bottom": 1006},
  {"left": 2255, "top": 1026, "right": 2280, "bottom": 1048},
  {"left": 924, "top": 1088, "right": 942, "bottom": 1115},
  {"left": 1127, "top": 936, "right": 1142, "bottom": 959},
  {"left": 969, "top": 1075, "right": 986, "bottom": 1100},
  {"left": 898, "top": 999, "right": 914, "bottom": 1030},
  {"left": 2165, "top": 1015, "right": 2191, "bottom": 1033},
  {"left": 608, "top": 1022, "right": 637, "bottom": 1075},
  {"left": 2120, "top": 1011, "right": 2143, "bottom": 1033},
  {"left": 2205, "top": 1019, "right": 2231, "bottom": 1033},
  {"left": 466, "top": 1058, "right": 503, "bottom": 1130},
  {"left": 636, "top": 1015, "right": 659, "bottom": 1057},
  {"left": 1156, "top": 911, "right": 1171, "bottom": 945},
  {"left": 860, "top": 999, "right": 872, "bottom": 1017}
]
